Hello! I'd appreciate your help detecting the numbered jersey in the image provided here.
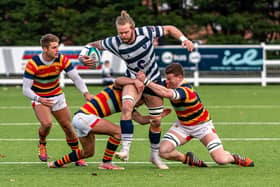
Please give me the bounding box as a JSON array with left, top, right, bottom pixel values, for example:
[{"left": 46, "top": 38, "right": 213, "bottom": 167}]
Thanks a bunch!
[{"left": 101, "top": 26, "right": 164, "bottom": 81}]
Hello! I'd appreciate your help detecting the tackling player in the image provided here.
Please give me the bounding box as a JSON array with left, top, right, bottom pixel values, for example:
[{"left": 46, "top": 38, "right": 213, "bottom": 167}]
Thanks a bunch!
[
  {"left": 137, "top": 63, "right": 254, "bottom": 168},
  {"left": 48, "top": 78, "right": 173, "bottom": 169}
]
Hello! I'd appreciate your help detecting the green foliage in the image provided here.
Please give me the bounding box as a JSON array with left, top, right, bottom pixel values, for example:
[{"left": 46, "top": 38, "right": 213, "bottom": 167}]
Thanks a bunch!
[
  {"left": 207, "top": 34, "right": 248, "bottom": 44},
  {"left": 0, "top": 0, "right": 279, "bottom": 45}
]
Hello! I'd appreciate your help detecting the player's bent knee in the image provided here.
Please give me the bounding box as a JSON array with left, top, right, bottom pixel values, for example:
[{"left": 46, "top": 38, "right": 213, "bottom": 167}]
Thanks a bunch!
[
  {"left": 211, "top": 152, "right": 230, "bottom": 165},
  {"left": 206, "top": 138, "right": 223, "bottom": 153},
  {"left": 41, "top": 122, "right": 52, "bottom": 129},
  {"left": 207, "top": 138, "right": 227, "bottom": 164},
  {"left": 162, "top": 133, "right": 181, "bottom": 147},
  {"left": 159, "top": 150, "right": 168, "bottom": 159},
  {"left": 159, "top": 143, "right": 174, "bottom": 160},
  {"left": 159, "top": 134, "right": 180, "bottom": 159}
]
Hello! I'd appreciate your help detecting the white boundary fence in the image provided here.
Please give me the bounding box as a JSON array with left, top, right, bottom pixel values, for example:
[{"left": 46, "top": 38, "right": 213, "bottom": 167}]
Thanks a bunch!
[
  {"left": 260, "top": 43, "right": 280, "bottom": 86},
  {"left": 0, "top": 44, "right": 279, "bottom": 86}
]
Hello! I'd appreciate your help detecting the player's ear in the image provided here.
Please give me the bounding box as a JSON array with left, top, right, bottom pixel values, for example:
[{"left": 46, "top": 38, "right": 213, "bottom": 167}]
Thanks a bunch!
[{"left": 42, "top": 47, "right": 48, "bottom": 53}]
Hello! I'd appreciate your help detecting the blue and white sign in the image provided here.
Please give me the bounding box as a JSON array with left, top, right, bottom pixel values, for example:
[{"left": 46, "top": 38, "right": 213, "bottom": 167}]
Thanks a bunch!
[
  {"left": 155, "top": 46, "right": 263, "bottom": 71},
  {"left": 197, "top": 46, "right": 263, "bottom": 71},
  {"left": 155, "top": 47, "right": 195, "bottom": 70}
]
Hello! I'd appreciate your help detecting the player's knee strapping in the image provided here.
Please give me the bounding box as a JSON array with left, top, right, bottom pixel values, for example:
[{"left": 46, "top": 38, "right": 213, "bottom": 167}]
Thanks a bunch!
[
  {"left": 162, "top": 132, "right": 181, "bottom": 147},
  {"left": 148, "top": 105, "right": 164, "bottom": 117},
  {"left": 149, "top": 105, "right": 164, "bottom": 127},
  {"left": 122, "top": 95, "right": 135, "bottom": 105},
  {"left": 206, "top": 138, "right": 223, "bottom": 153}
]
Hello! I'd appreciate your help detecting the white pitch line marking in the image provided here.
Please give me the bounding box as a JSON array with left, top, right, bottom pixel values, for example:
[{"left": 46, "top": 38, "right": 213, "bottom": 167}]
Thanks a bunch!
[
  {"left": 0, "top": 161, "right": 215, "bottom": 165},
  {"left": 1, "top": 105, "right": 280, "bottom": 110},
  {"left": 1, "top": 122, "right": 280, "bottom": 126},
  {"left": 0, "top": 138, "right": 279, "bottom": 141}
]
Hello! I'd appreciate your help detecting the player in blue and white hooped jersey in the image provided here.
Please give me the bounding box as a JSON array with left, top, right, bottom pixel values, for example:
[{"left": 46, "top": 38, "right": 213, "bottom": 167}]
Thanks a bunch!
[
  {"left": 79, "top": 10, "right": 194, "bottom": 169},
  {"left": 102, "top": 25, "right": 163, "bottom": 81}
]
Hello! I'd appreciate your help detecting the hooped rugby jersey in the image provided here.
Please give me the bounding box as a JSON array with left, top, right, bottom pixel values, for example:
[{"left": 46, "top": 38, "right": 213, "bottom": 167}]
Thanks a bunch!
[
  {"left": 101, "top": 26, "right": 164, "bottom": 81},
  {"left": 23, "top": 54, "right": 73, "bottom": 97},
  {"left": 77, "top": 85, "right": 122, "bottom": 117},
  {"left": 164, "top": 80, "right": 211, "bottom": 126}
]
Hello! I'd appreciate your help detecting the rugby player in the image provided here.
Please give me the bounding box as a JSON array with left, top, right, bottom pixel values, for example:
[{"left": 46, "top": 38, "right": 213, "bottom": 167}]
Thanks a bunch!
[{"left": 79, "top": 10, "right": 194, "bottom": 168}]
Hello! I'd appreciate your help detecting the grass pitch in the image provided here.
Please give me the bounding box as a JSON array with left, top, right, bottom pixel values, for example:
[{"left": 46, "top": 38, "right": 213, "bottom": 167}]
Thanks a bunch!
[{"left": 0, "top": 85, "right": 280, "bottom": 187}]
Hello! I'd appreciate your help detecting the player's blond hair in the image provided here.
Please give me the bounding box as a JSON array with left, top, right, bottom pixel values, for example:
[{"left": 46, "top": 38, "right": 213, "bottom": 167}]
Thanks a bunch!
[
  {"left": 40, "top": 33, "right": 59, "bottom": 48},
  {"left": 115, "top": 10, "right": 135, "bottom": 27}
]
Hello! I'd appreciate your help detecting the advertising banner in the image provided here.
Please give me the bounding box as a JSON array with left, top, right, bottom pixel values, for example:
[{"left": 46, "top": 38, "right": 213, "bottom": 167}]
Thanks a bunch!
[
  {"left": 154, "top": 46, "right": 195, "bottom": 70},
  {"left": 155, "top": 45, "right": 263, "bottom": 71},
  {"left": 0, "top": 45, "right": 263, "bottom": 75},
  {"left": 196, "top": 46, "right": 263, "bottom": 71}
]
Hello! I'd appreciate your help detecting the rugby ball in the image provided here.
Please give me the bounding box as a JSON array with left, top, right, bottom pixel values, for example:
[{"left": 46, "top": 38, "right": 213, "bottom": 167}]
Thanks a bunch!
[{"left": 86, "top": 47, "right": 102, "bottom": 69}]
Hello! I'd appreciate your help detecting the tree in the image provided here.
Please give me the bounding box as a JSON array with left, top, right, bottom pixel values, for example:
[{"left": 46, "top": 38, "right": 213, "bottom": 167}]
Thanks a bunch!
[{"left": 0, "top": 0, "right": 279, "bottom": 45}]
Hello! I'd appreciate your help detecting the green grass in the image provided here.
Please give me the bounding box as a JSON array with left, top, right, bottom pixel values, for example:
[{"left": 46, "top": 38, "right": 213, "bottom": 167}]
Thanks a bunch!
[{"left": 0, "top": 85, "right": 280, "bottom": 187}]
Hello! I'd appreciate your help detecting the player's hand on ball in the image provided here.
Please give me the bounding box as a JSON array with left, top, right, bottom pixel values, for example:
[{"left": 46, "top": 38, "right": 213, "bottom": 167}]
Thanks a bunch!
[
  {"left": 79, "top": 55, "right": 94, "bottom": 67},
  {"left": 79, "top": 46, "right": 101, "bottom": 69}
]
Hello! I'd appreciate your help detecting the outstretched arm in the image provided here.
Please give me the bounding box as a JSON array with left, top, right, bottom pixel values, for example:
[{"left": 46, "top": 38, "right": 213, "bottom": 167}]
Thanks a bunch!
[
  {"left": 163, "top": 25, "right": 194, "bottom": 51},
  {"left": 137, "top": 71, "right": 174, "bottom": 99},
  {"left": 146, "top": 81, "right": 174, "bottom": 99}
]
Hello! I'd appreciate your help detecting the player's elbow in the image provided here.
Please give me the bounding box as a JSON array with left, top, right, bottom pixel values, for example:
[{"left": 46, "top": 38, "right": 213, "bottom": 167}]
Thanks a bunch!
[{"left": 163, "top": 25, "right": 176, "bottom": 35}]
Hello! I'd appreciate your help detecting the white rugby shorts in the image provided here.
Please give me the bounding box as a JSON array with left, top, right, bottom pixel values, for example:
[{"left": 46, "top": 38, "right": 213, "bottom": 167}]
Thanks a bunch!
[
  {"left": 72, "top": 112, "right": 101, "bottom": 137},
  {"left": 167, "top": 120, "right": 216, "bottom": 141},
  {"left": 32, "top": 93, "right": 67, "bottom": 111}
]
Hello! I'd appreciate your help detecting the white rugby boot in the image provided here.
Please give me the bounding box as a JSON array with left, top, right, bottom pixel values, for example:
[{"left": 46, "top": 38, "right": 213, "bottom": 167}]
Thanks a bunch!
[{"left": 115, "top": 150, "right": 129, "bottom": 161}]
